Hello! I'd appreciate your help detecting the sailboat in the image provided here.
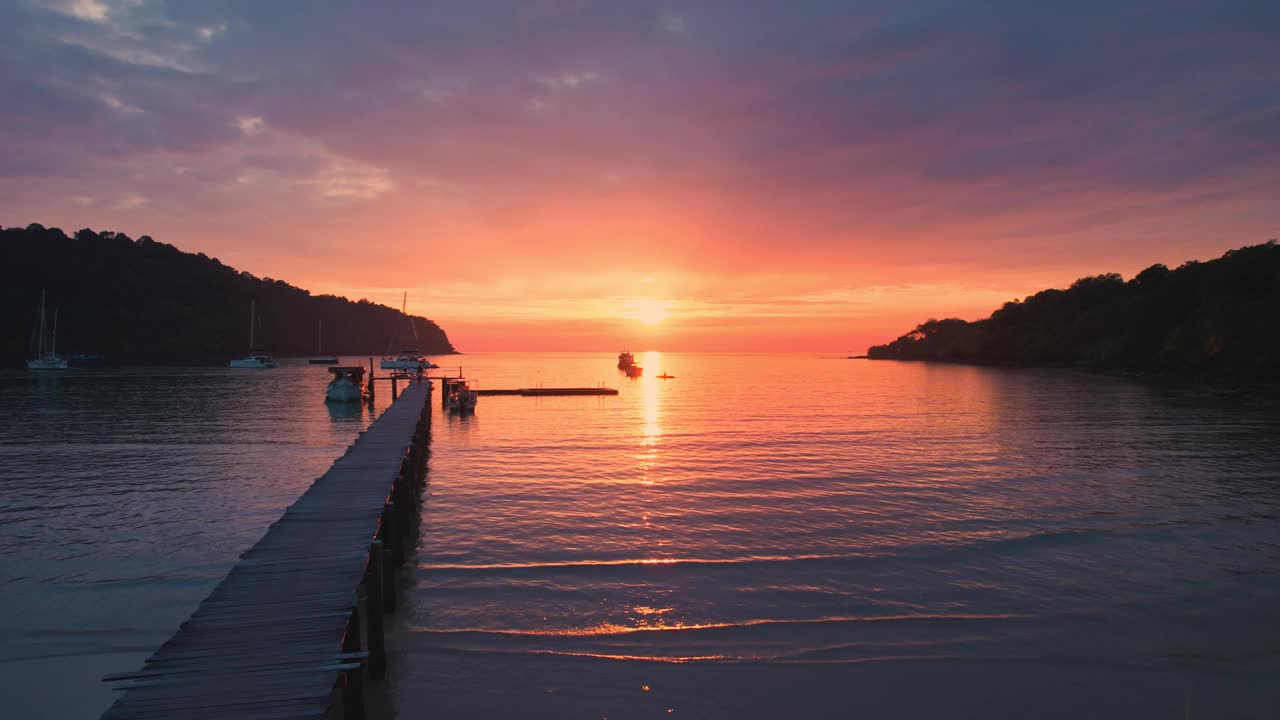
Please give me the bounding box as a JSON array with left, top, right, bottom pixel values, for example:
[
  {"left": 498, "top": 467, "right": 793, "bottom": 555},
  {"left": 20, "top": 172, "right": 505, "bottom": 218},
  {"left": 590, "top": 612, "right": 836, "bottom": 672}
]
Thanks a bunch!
[
  {"left": 229, "top": 299, "right": 279, "bottom": 368},
  {"left": 308, "top": 320, "right": 339, "bottom": 365},
  {"left": 27, "top": 289, "right": 69, "bottom": 370},
  {"left": 380, "top": 292, "right": 439, "bottom": 371}
]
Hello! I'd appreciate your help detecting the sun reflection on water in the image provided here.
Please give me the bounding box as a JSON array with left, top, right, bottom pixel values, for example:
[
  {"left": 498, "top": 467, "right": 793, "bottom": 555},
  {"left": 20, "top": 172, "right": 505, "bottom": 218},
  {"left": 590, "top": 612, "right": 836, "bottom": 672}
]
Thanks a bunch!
[{"left": 642, "top": 350, "right": 662, "bottom": 442}]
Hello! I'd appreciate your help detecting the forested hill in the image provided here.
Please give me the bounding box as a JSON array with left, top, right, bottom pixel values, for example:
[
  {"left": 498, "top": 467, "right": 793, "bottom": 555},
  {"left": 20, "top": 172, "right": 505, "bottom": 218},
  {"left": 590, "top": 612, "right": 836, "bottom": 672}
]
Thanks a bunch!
[
  {"left": 3, "top": 224, "right": 455, "bottom": 366},
  {"left": 868, "top": 241, "right": 1280, "bottom": 373}
]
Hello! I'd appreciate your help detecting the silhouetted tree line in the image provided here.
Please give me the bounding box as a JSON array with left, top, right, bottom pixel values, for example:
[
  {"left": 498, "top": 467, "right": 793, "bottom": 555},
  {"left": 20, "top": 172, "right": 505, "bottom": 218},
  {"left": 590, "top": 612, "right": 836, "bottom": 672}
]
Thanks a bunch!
[
  {"left": 868, "top": 241, "right": 1280, "bottom": 374},
  {"left": 2, "top": 224, "right": 455, "bottom": 366}
]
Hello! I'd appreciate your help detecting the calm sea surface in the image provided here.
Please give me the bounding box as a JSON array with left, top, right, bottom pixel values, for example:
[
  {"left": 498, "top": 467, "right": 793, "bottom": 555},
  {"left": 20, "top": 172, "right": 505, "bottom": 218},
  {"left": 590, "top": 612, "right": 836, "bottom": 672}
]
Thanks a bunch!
[{"left": 2, "top": 354, "right": 1279, "bottom": 719}]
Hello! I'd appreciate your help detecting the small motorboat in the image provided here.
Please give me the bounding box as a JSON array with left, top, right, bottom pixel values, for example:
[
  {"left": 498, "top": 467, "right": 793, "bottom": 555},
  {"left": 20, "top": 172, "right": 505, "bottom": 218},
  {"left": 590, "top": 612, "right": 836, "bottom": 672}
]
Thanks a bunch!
[
  {"left": 325, "top": 366, "right": 367, "bottom": 402},
  {"left": 625, "top": 365, "right": 643, "bottom": 378},
  {"left": 447, "top": 380, "right": 478, "bottom": 412},
  {"left": 657, "top": 373, "right": 675, "bottom": 379}
]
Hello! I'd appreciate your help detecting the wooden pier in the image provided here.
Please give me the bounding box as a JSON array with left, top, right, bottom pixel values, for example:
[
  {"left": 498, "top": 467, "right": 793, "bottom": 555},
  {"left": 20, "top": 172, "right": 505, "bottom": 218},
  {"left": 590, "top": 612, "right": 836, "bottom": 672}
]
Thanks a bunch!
[{"left": 100, "top": 381, "right": 433, "bottom": 720}]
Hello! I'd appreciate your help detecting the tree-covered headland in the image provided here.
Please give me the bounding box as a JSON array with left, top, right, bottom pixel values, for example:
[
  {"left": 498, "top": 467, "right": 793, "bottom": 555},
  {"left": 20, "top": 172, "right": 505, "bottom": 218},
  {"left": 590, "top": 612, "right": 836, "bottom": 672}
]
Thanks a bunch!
[
  {"left": 868, "top": 242, "right": 1280, "bottom": 374},
  {"left": 3, "top": 223, "right": 455, "bottom": 366}
]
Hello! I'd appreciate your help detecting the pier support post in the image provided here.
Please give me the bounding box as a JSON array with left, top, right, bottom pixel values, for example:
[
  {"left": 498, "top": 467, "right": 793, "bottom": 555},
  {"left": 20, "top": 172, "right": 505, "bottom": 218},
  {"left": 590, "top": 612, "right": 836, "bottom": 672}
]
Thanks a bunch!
[
  {"left": 367, "top": 358, "right": 375, "bottom": 404},
  {"left": 383, "top": 541, "right": 397, "bottom": 614},
  {"left": 367, "top": 540, "right": 386, "bottom": 680},
  {"left": 342, "top": 607, "right": 364, "bottom": 719}
]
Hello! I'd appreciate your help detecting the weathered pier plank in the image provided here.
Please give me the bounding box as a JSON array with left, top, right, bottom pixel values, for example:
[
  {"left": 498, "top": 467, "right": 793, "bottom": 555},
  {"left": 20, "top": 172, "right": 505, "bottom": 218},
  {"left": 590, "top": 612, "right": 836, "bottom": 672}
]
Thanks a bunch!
[{"left": 100, "top": 381, "right": 432, "bottom": 720}]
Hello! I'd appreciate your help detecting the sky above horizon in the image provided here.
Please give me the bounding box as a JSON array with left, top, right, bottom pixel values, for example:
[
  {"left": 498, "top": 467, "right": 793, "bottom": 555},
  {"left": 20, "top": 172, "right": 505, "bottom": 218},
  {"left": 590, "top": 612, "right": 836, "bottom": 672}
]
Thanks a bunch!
[{"left": 3, "top": 1, "right": 1279, "bottom": 352}]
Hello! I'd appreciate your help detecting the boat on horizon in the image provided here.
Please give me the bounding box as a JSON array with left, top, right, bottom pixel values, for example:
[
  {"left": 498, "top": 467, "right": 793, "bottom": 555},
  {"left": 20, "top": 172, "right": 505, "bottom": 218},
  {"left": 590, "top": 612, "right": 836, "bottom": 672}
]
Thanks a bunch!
[
  {"left": 617, "top": 351, "right": 635, "bottom": 369},
  {"left": 27, "top": 289, "right": 69, "bottom": 370},
  {"left": 229, "top": 300, "right": 279, "bottom": 368},
  {"left": 325, "top": 366, "right": 367, "bottom": 403},
  {"left": 657, "top": 373, "right": 675, "bottom": 379},
  {"left": 308, "top": 319, "right": 339, "bottom": 365},
  {"left": 625, "top": 365, "right": 643, "bottom": 378}
]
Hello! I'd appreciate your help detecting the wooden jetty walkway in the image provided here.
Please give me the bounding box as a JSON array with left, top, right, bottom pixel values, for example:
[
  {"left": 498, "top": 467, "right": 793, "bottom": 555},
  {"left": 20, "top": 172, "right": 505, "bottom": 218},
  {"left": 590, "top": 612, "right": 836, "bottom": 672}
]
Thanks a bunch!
[{"left": 100, "top": 381, "right": 433, "bottom": 720}]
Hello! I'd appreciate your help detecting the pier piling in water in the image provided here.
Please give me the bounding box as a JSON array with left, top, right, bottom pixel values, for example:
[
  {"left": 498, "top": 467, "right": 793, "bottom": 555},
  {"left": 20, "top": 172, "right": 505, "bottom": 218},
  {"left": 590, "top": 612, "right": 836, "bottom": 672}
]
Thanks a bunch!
[{"left": 100, "top": 380, "right": 433, "bottom": 719}]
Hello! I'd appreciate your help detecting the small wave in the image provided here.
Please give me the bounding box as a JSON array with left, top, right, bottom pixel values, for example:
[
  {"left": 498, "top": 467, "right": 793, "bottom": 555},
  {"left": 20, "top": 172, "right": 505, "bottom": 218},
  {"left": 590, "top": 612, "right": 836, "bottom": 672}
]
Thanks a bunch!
[
  {"left": 412, "top": 644, "right": 993, "bottom": 666},
  {"left": 419, "top": 530, "right": 1115, "bottom": 576},
  {"left": 419, "top": 553, "right": 863, "bottom": 574},
  {"left": 410, "top": 612, "right": 1034, "bottom": 639}
]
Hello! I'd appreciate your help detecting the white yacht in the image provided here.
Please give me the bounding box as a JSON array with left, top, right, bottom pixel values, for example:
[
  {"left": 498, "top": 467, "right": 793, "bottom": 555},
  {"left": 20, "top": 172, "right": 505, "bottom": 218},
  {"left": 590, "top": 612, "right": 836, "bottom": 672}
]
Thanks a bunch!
[
  {"left": 27, "top": 290, "right": 68, "bottom": 370},
  {"left": 380, "top": 349, "right": 438, "bottom": 371},
  {"left": 380, "top": 292, "right": 439, "bottom": 371},
  {"left": 229, "top": 300, "right": 279, "bottom": 369},
  {"left": 308, "top": 319, "right": 338, "bottom": 365},
  {"left": 230, "top": 349, "right": 279, "bottom": 369}
]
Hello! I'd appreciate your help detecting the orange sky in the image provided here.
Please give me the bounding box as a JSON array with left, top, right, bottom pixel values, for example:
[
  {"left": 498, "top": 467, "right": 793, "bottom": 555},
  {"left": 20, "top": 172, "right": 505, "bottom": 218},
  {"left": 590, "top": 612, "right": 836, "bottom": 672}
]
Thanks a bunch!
[{"left": 3, "top": 2, "right": 1278, "bottom": 351}]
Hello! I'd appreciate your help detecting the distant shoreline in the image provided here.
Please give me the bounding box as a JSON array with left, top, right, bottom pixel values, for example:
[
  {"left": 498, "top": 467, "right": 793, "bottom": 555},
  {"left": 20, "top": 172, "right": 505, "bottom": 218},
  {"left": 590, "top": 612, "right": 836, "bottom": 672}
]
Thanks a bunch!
[
  {"left": 5, "top": 351, "right": 463, "bottom": 371},
  {"left": 864, "top": 355, "right": 1280, "bottom": 404}
]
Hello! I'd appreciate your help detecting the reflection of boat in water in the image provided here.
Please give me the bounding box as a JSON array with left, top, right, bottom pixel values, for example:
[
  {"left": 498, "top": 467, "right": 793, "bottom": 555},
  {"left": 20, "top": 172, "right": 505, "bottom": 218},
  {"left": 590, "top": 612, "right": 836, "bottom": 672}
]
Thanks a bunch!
[
  {"left": 325, "top": 366, "right": 367, "bottom": 402},
  {"left": 624, "top": 365, "right": 643, "bottom": 378},
  {"left": 308, "top": 320, "right": 339, "bottom": 365},
  {"left": 657, "top": 373, "right": 675, "bottom": 379},
  {"left": 447, "top": 380, "right": 478, "bottom": 412},
  {"left": 68, "top": 353, "right": 107, "bottom": 368},
  {"left": 617, "top": 351, "right": 635, "bottom": 369},
  {"left": 27, "top": 289, "right": 69, "bottom": 370},
  {"left": 229, "top": 300, "right": 279, "bottom": 368},
  {"left": 326, "top": 397, "right": 363, "bottom": 421}
]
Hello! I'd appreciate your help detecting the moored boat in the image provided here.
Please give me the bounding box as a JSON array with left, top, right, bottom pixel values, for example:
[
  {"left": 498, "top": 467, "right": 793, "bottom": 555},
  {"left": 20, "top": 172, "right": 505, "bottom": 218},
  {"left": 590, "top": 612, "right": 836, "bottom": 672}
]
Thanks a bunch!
[
  {"left": 447, "top": 380, "right": 478, "bottom": 412},
  {"left": 617, "top": 351, "right": 635, "bottom": 369},
  {"left": 229, "top": 300, "right": 279, "bottom": 368},
  {"left": 308, "top": 320, "right": 339, "bottom": 365},
  {"left": 381, "top": 292, "right": 440, "bottom": 371},
  {"left": 27, "top": 290, "right": 68, "bottom": 370},
  {"left": 230, "top": 349, "right": 279, "bottom": 369},
  {"left": 325, "top": 366, "right": 367, "bottom": 402},
  {"left": 625, "top": 365, "right": 643, "bottom": 378},
  {"left": 380, "top": 349, "right": 438, "bottom": 371}
]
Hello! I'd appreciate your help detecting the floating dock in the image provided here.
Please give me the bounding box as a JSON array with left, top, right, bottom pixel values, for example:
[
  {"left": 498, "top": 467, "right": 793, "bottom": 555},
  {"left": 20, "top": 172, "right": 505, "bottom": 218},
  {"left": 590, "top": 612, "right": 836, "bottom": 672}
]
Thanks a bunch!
[
  {"left": 476, "top": 387, "right": 618, "bottom": 396},
  {"left": 100, "top": 381, "right": 433, "bottom": 720}
]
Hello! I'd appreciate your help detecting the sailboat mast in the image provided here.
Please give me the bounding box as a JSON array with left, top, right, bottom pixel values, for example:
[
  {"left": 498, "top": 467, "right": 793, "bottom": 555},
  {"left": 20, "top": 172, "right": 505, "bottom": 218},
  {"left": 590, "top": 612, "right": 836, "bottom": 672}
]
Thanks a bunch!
[
  {"left": 404, "top": 291, "right": 419, "bottom": 342},
  {"left": 51, "top": 308, "right": 58, "bottom": 355},
  {"left": 249, "top": 299, "right": 255, "bottom": 348},
  {"left": 37, "top": 290, "right": 46, "bottom": 356}
]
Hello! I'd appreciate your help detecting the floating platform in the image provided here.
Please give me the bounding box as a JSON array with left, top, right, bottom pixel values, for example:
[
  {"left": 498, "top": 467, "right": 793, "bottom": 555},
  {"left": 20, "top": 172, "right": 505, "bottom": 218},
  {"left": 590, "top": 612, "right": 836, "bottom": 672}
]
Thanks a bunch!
[{"left": 476, "top": 387, "right": 618, "bottom": 396}]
